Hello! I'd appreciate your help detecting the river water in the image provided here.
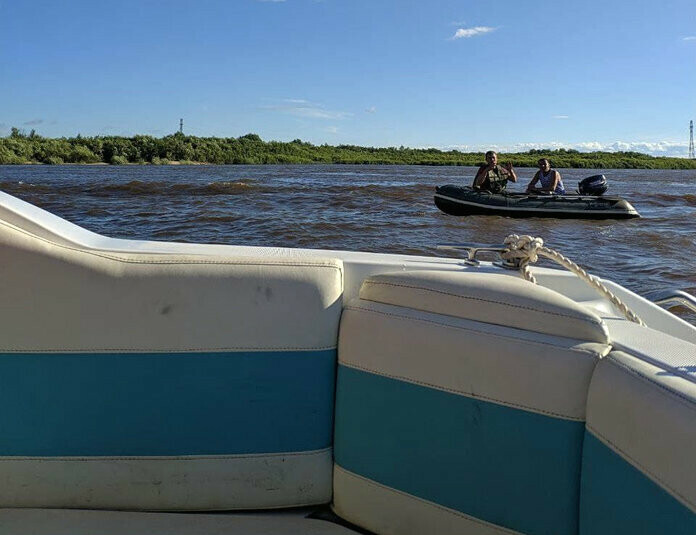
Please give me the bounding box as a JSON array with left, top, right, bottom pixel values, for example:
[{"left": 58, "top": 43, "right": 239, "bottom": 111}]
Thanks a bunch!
[{"left": 1, "top": 164, "right": 694, "bottom": 320}]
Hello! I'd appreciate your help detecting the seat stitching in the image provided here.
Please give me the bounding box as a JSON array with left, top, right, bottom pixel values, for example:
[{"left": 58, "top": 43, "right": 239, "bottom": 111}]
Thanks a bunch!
[
  {"left": 343, "top": 305, "right": 605, "bottom": 358},
  {"left": 0, "top": 448, "right": 332, "bottom": 462},
  {"left": 339, "top": 361, "right": 585, "bottom": 421},
  {"left": 362, "top": 280, "right": 603, "bottom": 325},
  {"left": 0, "top": 346, "right": 337, "bottom": 353},
  {"left": 585, "top": 425, "right": 696, "bottom": 511},
  {"left": 605, "top": 355, "right": 696, "bottom": 411},
  {"left": 0, "top": 221, "right": 342, "bottom": 269},
  {"left": 334, "top": 466, "right": 524, "bottom": 535}
]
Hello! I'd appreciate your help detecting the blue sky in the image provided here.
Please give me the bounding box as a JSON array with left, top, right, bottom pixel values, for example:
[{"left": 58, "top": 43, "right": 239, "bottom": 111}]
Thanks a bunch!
[{"left": 1, "top": 0, "right": 695, "bottom": 155}]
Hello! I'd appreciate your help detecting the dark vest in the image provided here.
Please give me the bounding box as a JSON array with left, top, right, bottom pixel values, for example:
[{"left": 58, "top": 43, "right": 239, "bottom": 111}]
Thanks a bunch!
[{"left": 481, "top": 165, "right": 508, "bottom": 193}]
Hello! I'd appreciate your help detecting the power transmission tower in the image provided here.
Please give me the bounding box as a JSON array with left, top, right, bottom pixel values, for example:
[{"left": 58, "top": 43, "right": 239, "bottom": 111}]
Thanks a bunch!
[
  {"left": 690, "top": 120, "right": 695, "bottom": 159},
  {"left": 179, "top": 118, "right": 184, "bottom": 134}
]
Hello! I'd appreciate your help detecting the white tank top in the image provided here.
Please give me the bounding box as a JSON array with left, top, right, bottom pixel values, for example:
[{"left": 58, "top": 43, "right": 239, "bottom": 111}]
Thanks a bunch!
[{"left": 538, "top": 170, "right": 565, "bottom": 194}]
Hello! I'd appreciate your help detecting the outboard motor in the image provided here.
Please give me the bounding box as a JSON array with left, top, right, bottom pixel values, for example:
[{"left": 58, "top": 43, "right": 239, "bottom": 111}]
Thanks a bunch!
[{"left": 578, "top": 174, "right": 608, "bottom": 196}]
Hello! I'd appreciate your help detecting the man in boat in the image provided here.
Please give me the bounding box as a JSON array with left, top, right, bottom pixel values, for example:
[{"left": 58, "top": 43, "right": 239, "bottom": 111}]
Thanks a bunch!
[
  {"left": 526, "top": 158, "right": 566, "bottom": 195},
  {"left": 473, "top": 151, "right": 518, "bottom": 193}
]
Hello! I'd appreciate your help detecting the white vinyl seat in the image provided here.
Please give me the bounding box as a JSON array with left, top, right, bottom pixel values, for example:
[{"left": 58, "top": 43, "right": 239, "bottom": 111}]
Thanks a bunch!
[
  {"left": 0, "top": 213, "right": 343, "bottom": 511},
  {"left": 0, "top": 509, "right": 356, "bottom": 535},
  {"left": 333, "top": 270, "right": 611, "bottom": 535},
  {"left": 580, "top": 321, "right": 696, "bottom": 535}
]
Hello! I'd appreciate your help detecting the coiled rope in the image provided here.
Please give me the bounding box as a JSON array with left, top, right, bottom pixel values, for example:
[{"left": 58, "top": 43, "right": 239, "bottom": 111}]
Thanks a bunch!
[{"left": 501, "top": 234, "right": 645, "bottom": 326}]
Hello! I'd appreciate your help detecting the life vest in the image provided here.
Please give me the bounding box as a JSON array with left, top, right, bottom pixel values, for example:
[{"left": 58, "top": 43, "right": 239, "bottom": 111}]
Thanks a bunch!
[{"left": 482, "top": 166, "right": 508, "bottom": 193}]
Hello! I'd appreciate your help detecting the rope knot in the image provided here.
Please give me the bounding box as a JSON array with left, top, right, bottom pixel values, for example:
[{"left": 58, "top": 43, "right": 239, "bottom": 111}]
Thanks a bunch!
[
  {"left": 498, "top": 234, "right": 645, "bottom": 326},
  {"left": 501, "top": 234, "right": 545, "bottom": 267}
]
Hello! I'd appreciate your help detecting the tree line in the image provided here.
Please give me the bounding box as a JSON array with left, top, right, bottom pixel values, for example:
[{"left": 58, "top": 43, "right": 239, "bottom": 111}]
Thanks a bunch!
[{"left": 1, "top": 128, "right": 694, "bottom": 169}]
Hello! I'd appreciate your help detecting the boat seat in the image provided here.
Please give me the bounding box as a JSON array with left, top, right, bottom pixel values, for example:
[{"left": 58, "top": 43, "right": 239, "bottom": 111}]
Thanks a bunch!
[
  {"left": 0, "top": 217, "right": 343, "bottom": 511},
  {"left": 580, "top": 322, "right": 696, "bottom": 534},
  {"left": 333, "top": 270, "right": 611, "bottom": 535},
  {"left": 0, "top": 509, "right": 358, "bottom": 535}
]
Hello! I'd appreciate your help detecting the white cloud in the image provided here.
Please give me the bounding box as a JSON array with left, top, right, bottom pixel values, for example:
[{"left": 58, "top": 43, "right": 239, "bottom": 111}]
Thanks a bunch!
[
  {"left": 573, "top": 141, "right": 688, "bottom": 156},
  {"left": 443, "top": 140, "right": 690, "bottom": 157},
  {"left": 451, "top": 26, "right": 496, "bottom": 40},
  {"left": 325, "top": 126, "right": 339, "bottom": 134},
  {"left": 682, "top": 36, "right": 696, "bottom": 41},
  {"left": 260, "top": 99, "right": 352, "bottom": 120},
  {"left": 365, "top": 106, "right": 377, "bottom": 113},
  {"left": 553, "top": 115, "right": 569, "bottom": 120}
]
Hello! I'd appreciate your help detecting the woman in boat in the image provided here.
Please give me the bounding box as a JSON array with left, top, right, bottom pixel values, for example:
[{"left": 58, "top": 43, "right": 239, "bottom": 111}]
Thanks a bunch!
[
  {"left": 526, "top": 158, "right": 565, "bottom": 195},
  {"left": 473, "top": 151, "right": 518, "bottom": 193}
]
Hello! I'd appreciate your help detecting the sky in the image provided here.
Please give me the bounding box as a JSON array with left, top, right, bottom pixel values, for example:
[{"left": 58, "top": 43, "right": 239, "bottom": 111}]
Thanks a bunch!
[{"left": 1, "top": 0, "right": 695, "bottom": 156}]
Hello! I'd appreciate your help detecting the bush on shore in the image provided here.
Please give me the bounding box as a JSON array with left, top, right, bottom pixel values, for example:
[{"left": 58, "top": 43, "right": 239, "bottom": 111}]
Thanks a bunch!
[{"left": 1, "top": 128, "right": 694, "bottom": 170}]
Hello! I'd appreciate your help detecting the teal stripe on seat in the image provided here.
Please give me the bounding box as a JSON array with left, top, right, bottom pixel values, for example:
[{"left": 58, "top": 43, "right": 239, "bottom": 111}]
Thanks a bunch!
[
  {"left": 0, "top": 350, "right": 335, "bottom": 456},
  {"left": 334, "top": 365, "right": 585, "bottom": 535},
  {"left": 580, "top": 430, "right": 696, "bottom": 535}
]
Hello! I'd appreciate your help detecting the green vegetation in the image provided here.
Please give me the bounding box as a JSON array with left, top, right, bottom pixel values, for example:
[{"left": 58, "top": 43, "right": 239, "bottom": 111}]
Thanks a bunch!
[{"left": 1, "top": 128, "right": 695, "bottom": 169}]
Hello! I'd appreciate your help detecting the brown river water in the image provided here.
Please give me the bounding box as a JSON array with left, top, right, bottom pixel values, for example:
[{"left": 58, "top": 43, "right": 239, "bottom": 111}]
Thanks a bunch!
[{"left": 1, "top": 164, "right": 694, "bottom": 321}]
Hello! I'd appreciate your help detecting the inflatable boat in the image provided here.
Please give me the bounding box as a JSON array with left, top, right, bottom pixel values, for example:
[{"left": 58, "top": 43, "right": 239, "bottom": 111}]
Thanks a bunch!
[
  {"left": 0, "top": 190, "right": 693, "bottom": 535},
  {"left": 434, "top": 184, "right": 640, "bottom": 219}
]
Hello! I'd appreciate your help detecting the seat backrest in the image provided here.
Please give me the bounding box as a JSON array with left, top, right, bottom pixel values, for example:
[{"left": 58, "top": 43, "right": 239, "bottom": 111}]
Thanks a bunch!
[
  {"left": 0, "top": 216, "right": 343, "bottom": 511},
  {"left": 333, "top": 270, "right": 610, "bottom": 535},
  {"left": 580, "top": 322, "right": 696, "bottom": 534}
]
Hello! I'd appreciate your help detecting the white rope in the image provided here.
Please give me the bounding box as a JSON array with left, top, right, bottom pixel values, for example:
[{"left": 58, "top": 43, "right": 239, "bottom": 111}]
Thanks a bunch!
[{"left": 501, "top": 234, "right": 646, "bottom": 326}]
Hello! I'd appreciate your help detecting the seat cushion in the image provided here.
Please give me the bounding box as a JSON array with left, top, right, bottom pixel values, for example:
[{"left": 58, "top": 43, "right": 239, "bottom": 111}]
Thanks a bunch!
[
  {"left": 0, "top": 221, "right": 343, "bottom": 510},
  {"left": 334, "top": 270, "right": 611, "bottom": 535},
  {"left": 580, "top": 329, "right": 696, "bottom": 534},
  {"left": 360, "top": 271, "right": 609, "bottom": 343},
  {"left": 0, "top": 508, "right": 357, "bottom": 535}
]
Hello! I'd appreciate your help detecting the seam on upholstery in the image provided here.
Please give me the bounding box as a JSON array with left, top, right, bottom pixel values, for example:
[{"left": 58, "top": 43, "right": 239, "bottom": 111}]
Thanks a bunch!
[
  {"left": 0, "top": 221, "right": 342, "bottom": 270},
  {"left": 334, "top": 465, "right": 523, "bottom": 535},
  {"left": 93, "top": 260, "right": 342, "bottom": 268},
  {"left": 343, "top": 305, "right": 605, "bottom": 358},
  {"left": 585, "top": 426, "right": 696, "bottom": 512},
  {"left": 0, "top": 346, "right": 337, "bottom": 353},
  {"left": 605, "top": 355, "right": 696, "bottom": 412},
  {"left": 0, "top": 447, "right": 333, "bottom": 462},
  {"left": 340, "top": 362, "right": 584, "bottom": 421},
  {"left": 611, "top": 340, "right": 696, "bottom": 387},
  {"left": 363, "top": 280, "right": 603, "bottom": 326}
]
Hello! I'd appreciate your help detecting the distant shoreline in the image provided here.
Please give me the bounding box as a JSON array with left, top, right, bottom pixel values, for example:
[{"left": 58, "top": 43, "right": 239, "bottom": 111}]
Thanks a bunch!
[
  {"left": 4, "top": 160, "right": 208, "bottom": 166},
  {"left": 2, "top": 130, "right": 695, "bottom": 170},
  {"left": 5, "top": 162, "right": 696, "bottom": 171}
]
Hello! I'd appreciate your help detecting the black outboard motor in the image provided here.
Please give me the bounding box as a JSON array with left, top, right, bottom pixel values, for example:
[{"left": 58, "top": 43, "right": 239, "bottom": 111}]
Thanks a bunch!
[{"left": 578, "top": 174, "right": 608, "bottom": 196}]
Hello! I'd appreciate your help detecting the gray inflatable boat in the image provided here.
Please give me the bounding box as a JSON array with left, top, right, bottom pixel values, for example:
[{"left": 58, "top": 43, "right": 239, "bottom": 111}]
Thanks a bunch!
[{"left": 434, "top": 185, "right": 640, "bottom": 219}]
